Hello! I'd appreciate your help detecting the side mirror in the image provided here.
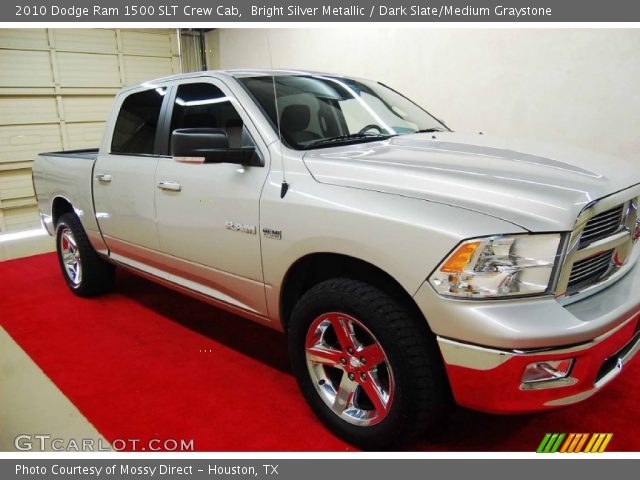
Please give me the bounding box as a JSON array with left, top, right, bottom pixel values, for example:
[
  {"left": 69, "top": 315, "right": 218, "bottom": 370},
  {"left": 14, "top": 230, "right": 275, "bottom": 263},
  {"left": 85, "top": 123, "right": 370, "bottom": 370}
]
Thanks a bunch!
[{"left": 171, "top": 128, "right": 262, "bottom": 167}]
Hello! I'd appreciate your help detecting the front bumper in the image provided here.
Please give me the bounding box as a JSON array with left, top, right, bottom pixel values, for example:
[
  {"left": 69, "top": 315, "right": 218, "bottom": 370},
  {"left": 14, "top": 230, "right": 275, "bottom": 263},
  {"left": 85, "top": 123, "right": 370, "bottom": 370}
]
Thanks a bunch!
[
  {"left": 415, "top": 261, "right": 640, "bottom": 413},
  {"left": 438, "top": 313, "right": 640, "bottom": 413}
]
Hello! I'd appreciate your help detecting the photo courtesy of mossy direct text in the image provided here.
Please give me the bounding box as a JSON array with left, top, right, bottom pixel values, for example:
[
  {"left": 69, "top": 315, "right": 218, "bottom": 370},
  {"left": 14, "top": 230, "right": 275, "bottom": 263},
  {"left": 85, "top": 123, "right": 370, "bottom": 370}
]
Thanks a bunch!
[{"left": 15, "top": 464, "right": 275, "bottom": 477}]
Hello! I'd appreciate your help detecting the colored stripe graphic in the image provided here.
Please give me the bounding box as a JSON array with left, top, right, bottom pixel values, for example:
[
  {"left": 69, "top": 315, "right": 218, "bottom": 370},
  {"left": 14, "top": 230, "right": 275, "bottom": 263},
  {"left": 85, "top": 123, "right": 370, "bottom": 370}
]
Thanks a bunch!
[
  {"left": 574, "top": 433, "right": 589, "bottom": 453},
  {"left": 550, "top": 433, "right": 566, "bottom": 453},
  {"left": 536, "top": 433, "right": 551, "bottom": 453},
  {"left": 559, "top": 433, "right": 575, "bottom": 453},
  {"left": 544, "top": 433, "right": 559, "bottom": 453},
  {"left": 591, "top": 434, "right": 606, "bottom": 452},
  {"left": 536, "top": 433, "right": 552, "bottom": 453},
  {"left": 563, "top": 433, "right": 585, "bottom": 453},
  {"left": 598, "top": 434, "right": 613, "bottom": 452},
  {"left": 584, "top": 433, "right": 598, "bottom": 452},
  {"left": 537, "top": 433, "right": 612, "bottom": 453}
]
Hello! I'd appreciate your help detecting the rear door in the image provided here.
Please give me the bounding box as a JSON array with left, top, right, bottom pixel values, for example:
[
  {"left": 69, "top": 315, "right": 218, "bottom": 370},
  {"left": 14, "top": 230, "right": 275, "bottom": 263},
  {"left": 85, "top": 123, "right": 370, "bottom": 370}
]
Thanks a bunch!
[
  {"left": 93, "top": 86, "right": 169, "bottom": 260},
  {"left": 153, "top": 78, "right": 270, "bottom": 315}
]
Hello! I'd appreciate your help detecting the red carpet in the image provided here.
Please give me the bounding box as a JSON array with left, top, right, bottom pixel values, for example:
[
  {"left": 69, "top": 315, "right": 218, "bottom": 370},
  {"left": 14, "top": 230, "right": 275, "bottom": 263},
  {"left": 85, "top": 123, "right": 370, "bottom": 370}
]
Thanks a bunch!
[{"left": 1, "top": 253, "right": 639, "bottom": 451}]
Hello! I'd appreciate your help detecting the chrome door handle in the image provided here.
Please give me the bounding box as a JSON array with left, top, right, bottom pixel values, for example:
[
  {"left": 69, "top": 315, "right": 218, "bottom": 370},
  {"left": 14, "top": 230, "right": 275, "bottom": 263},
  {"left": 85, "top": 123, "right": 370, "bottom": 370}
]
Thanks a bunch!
[
  {"left": 157, "top": 180, "right": 182, "bottom": 192},
  {"left": 95, "top": 174, "right": 112, "bottom": 183}
]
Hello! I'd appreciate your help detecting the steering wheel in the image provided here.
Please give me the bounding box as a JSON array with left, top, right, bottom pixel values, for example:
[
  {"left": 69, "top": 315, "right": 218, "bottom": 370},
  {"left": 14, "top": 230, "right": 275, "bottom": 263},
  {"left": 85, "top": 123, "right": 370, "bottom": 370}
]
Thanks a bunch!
[{"left": 359, "top": 124, "right": 385, "bottom": 135}]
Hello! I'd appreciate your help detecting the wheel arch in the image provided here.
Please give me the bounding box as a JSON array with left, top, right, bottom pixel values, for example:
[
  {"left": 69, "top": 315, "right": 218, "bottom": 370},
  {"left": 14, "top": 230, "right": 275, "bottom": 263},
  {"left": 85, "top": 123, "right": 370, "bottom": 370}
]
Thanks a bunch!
[
  {"left": 51, "top": 196, "right": 75, "bottom": 227},
  {"left": 280, "top": 252, "right": 431, "bottom": 335}
]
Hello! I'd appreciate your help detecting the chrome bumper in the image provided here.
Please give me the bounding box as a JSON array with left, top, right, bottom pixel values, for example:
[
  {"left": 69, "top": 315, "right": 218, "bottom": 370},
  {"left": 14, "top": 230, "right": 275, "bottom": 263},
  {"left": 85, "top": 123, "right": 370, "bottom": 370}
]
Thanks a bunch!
[
  {"left": 415, "top": 237, "right": 640, "bottom": 412},
  {"left": 425, "top": 258, "right": 640, "bottom": 413},
  {"left": 437, "top": 311, "right": 640, "bottom": 412}
]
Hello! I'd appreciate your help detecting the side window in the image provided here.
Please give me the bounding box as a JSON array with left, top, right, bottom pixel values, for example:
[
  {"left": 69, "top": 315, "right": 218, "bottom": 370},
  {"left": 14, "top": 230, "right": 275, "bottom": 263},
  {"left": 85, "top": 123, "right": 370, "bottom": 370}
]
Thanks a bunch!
[
  {"left": 111, "top": 88, "right": 166, "bottom": 155},
  {"left": 170, "top": 82, "right": 253, "bottom": 149}
]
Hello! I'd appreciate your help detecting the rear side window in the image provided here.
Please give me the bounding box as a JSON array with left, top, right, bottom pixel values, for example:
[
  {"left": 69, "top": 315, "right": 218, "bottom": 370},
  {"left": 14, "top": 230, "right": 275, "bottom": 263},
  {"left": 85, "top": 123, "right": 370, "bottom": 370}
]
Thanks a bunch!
[
  {"left": 169, "top": 82, "right": 253, "bottom": 149},
  {"left": 111, "top": 88, "right": 166, "bottom": 155}
]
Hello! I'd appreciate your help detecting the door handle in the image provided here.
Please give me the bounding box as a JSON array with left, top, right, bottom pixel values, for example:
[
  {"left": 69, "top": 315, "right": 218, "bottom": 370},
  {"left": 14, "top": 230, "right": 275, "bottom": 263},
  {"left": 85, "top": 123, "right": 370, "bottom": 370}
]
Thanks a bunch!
[
  {"left": 157, "top": 180, "right": 182, "bottom": 192},
  {"left": 95, "top": 174, "right": 112, "bottom": 183}
]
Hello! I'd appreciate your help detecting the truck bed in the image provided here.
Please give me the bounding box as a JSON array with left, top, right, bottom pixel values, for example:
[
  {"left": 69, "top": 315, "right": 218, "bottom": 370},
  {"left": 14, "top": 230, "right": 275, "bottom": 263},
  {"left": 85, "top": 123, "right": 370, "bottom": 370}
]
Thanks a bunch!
[
  {"left": 40, "top": 148, "right": 99, "bottom": 161},
  {"left": 33, "top": 149, "right": 102, "bottom": 239}
]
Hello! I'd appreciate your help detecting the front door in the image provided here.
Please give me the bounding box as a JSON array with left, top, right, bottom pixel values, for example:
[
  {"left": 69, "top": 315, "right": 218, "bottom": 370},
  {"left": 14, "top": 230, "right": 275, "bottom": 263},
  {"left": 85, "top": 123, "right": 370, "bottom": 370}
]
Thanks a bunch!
[{"left": 154, "top": 80, "right": 270, "bottom": 315}]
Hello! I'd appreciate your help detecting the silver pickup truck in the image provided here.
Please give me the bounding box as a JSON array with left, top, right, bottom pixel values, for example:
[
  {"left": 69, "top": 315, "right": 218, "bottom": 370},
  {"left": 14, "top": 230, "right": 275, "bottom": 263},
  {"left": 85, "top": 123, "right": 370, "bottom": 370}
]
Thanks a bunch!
[{"left": 33, "top": 69, "right": 640, "bottom": 449}]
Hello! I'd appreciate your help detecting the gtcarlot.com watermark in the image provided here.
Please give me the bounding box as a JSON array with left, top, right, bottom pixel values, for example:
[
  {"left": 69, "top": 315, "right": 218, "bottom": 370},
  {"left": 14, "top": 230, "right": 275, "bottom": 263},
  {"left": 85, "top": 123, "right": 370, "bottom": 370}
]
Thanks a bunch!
[{"left": 15, "top": 435, "right": 194, "bottom": 451}]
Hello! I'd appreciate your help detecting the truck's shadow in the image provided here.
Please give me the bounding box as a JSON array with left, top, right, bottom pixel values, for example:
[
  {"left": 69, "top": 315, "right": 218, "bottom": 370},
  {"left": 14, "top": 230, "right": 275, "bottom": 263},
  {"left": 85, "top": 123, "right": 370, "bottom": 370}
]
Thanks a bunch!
[
  {"left": 115, "top": 269, "right": 539, "bottom": 451},
  {"left": 116, "top": 270, "right": 291, "bottom": 373}
]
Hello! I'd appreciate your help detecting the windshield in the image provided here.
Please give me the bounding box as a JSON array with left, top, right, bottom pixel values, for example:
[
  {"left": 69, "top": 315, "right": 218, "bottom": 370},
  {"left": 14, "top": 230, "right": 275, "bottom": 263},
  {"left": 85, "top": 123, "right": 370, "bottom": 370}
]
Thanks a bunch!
[{"left": 238, "top": 74, "right": 447, "bottom": 150}]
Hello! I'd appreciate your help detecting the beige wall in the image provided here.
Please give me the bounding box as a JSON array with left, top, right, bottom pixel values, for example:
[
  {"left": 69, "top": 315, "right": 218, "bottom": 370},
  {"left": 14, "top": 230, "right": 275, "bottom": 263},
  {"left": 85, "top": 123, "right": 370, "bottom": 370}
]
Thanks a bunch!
[
  {"left": 205, "top": 30, "right": 221, "bottom": 70},
  {"left": 0, "top": 28, "right": 183, "bottom": 232},
  {"left": 218, "top": 28, "right": 640, "bottom": 162}
]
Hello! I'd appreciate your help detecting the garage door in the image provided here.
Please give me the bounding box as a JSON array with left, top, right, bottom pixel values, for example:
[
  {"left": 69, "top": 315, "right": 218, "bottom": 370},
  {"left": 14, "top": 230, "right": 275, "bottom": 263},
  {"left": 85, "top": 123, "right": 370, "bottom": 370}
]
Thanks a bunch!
[{"left": 0, "top": 29, "right": 181, "bottom": 232}]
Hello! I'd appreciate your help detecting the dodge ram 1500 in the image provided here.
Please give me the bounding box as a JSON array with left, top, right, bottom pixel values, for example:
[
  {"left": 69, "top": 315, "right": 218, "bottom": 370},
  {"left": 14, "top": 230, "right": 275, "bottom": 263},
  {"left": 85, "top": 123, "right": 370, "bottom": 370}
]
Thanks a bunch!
[{"left": 33, "top": 69, "right": 640, "bottom": 448}]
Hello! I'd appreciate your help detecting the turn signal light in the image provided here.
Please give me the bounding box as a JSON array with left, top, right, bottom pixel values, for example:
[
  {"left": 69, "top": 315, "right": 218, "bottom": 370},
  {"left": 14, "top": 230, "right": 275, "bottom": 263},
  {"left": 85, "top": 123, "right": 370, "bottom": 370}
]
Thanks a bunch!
[{"left": 440, "top": 242, "right": 481, "bottom": 273}]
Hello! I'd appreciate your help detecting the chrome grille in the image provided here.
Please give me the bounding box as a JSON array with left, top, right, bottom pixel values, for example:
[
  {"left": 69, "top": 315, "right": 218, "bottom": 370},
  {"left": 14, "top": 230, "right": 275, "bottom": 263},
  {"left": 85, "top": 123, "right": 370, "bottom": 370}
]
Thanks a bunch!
[
  {"left": 567, "top": 249, "right": 613, "bottom": 290},
  {"left": 579, "top": 205, "right": 624, "bottom": 246},
  {"left": 557, "top": 188, "right": 640, "bottom": 301}
]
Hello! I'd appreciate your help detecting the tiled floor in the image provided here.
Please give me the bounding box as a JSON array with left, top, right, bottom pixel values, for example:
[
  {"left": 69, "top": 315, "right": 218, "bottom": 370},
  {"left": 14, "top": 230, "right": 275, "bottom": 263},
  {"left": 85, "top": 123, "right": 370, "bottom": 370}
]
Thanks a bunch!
[{"left": 1, "top": 229, "right": 107, "bottom": 451}]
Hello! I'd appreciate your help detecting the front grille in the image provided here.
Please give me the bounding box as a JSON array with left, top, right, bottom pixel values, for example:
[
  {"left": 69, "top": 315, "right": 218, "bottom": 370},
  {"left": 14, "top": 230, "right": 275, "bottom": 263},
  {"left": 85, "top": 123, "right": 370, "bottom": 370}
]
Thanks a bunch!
[
  {"left": 558, "top": 192, "right": 640, "bottom": 298},
  {"left": 567, "top": 249, "right": 614, "bottom": 291},
  {"left": 579, "top": 205, "right": 624, "bottom": 245}
]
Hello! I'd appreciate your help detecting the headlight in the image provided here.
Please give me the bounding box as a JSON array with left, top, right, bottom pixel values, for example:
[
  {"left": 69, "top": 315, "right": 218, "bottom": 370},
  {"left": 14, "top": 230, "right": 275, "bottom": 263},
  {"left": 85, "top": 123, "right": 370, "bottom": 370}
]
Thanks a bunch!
[{"left": 429, "top": 234, "right": 562, "bottom": 298}]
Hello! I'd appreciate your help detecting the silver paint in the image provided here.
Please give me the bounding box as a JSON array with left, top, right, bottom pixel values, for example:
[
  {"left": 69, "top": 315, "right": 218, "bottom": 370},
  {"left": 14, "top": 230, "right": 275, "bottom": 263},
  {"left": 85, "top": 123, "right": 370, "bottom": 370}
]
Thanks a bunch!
[{"left": 32, "top": 69, "right": 640, "bottom": 360}]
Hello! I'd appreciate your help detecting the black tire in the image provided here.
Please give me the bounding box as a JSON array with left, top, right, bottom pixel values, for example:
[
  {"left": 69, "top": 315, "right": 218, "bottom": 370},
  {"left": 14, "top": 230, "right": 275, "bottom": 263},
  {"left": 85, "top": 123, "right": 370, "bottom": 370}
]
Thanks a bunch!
[
  {"left": 55, "top": 212, "right": 115, "bottom": 297},
  {"left": 288, "top": 278, "right": 448, "bottom": 450}
]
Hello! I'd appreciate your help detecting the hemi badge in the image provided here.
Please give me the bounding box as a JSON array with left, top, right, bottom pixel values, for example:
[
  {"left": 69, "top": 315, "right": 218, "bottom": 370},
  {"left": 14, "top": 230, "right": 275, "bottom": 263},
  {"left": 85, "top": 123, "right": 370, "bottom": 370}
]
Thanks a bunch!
[{"left": 263, "top": 228, "right": 282, "bottom": 240}]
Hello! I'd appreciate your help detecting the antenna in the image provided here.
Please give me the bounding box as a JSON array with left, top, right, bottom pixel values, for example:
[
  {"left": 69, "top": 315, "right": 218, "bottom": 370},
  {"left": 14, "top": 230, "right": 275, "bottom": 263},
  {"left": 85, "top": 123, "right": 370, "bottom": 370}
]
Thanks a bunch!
[{"left": 266, "top": 32, "right": 289, "bottom": 198}]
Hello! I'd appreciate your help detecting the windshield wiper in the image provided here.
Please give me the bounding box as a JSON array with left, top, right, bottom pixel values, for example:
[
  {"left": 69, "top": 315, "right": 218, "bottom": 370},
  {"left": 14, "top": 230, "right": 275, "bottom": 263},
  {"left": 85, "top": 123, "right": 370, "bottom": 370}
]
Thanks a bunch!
[
  {"left": 304, "top": 133, "right": 393, "bottom": 149},
  {"left": 413, "top": 128, "right": 446, "bottom": 133}
]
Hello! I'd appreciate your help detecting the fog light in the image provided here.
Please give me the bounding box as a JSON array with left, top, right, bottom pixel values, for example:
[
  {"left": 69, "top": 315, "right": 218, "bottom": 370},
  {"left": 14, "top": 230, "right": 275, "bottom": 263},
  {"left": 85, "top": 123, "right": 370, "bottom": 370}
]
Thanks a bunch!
[{"left": 522, "top": 359, "right": 574, "bottom": 384}]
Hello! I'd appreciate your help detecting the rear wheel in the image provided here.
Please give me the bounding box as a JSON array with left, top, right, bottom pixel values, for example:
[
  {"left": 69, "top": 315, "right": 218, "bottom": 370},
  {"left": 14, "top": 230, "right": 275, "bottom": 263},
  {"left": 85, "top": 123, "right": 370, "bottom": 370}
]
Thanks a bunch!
[
  {"left": 56, "top": 212, "right": 115, "bottom": 297},
  {"left": 288, "top": 278, "right": 448, "bottom": 449}
]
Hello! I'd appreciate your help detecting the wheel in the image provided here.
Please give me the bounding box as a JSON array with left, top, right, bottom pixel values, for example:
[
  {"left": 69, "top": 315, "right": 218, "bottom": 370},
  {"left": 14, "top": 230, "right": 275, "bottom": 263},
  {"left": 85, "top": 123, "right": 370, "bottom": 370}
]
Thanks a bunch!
[
  {"left": 55, "top": 212, "right": 115, "bottom": 297},
  {"left": 288, "top": 278, "right": 448, "bottom": 449}
]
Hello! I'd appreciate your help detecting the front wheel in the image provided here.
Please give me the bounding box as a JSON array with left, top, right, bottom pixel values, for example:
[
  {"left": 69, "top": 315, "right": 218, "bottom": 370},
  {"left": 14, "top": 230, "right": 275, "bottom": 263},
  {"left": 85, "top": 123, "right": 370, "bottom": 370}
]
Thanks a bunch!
[
  {"left": 56, "top": 212, "right": 115, "bottom": 297},
  {"left": 288, "top": 278, "right": 448, "bottom": 449}
]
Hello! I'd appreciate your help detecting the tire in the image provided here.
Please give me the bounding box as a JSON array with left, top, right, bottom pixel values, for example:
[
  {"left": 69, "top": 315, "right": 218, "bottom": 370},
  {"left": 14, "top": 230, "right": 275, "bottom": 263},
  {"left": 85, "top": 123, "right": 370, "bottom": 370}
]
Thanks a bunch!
[
  {"left": 55, "top": 212, "right": 115, "bottom": 297},
  {"left": 288, "top": 278, "right": 448, "bottom": 450}
]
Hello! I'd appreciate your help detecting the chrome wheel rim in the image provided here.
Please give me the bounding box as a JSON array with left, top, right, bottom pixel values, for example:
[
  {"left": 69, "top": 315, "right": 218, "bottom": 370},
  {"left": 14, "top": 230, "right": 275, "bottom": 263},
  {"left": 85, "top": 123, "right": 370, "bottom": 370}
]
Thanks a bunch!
[
  {"left": 59, "top": 227, "right": 82, "bottom": 286},
  {"left": 305, "top": 312, "right": 395, "bottom": 427}
]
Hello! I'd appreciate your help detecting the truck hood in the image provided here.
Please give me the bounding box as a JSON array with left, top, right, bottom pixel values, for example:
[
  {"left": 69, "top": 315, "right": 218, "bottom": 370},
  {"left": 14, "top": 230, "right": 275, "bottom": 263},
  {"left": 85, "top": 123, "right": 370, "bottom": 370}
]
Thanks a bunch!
[{"left": 302, "top": 132, "right": 640, "bottom": 232}]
